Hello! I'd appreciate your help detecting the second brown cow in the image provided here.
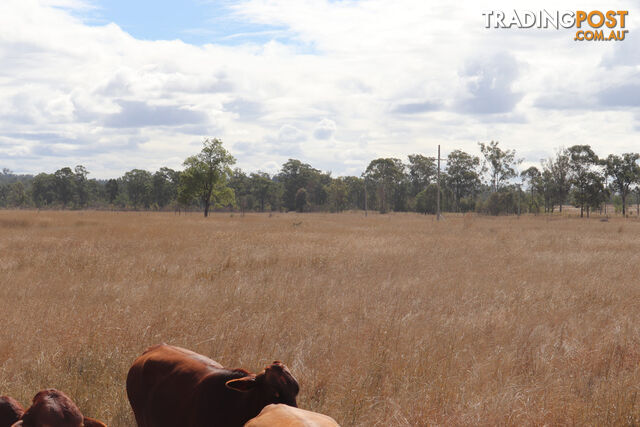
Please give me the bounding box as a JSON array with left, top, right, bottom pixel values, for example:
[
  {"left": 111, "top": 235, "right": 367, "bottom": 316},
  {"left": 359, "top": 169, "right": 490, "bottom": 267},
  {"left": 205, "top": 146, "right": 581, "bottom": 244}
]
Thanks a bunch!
[
  {"left": 126, "top": 344, "right": 299, "bottom": 427},
  {"left": 0, "top": 396, "right": 24, "bottom": 427},
  {"left": 9, "top": 389, "right": 106, "bottom": 427}
]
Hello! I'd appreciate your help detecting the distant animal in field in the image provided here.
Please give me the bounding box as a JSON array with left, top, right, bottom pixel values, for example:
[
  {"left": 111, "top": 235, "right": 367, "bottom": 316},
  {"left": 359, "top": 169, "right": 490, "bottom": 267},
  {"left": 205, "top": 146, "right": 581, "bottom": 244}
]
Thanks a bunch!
[
  {"left": 244, "top": 404, "right": 340, "bottom": 427},
  {"left": 126, "top": 344, "right": 299, "bottom": 427},
  {"left": 9, "top": 389, "right": 106, "bottom": 427},
  {"left": 0, "top": 396, "right": 24, "bottom": 427}
]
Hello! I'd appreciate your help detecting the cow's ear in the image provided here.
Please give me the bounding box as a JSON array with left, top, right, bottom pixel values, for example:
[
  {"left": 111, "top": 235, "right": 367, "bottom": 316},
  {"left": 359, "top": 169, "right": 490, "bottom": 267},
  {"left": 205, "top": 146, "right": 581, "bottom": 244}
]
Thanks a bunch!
[{"left": 225, "top": 376, "right": 257, "bottom": 392}]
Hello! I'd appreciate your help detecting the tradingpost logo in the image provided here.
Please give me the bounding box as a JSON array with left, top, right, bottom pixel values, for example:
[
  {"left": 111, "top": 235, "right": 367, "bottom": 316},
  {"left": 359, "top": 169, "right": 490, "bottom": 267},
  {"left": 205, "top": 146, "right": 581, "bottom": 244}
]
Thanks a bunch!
[{"left": 482, "top": 10, "right": 629, "bottom": 41}]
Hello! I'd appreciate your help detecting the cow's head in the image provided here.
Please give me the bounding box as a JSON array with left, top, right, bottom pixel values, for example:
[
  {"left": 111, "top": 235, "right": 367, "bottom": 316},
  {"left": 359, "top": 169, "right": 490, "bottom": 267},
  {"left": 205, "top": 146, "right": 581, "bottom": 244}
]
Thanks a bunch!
[
  {"left": 16, "top": 389, "right": 84, "bottom": 427},
  {"left": 225, "top": 361, "right": 299, "bottom": 407}
]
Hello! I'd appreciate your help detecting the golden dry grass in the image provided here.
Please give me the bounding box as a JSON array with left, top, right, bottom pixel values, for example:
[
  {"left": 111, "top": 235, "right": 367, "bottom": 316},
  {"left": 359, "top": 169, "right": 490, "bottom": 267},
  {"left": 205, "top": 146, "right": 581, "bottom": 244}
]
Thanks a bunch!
[{"left": 1, "top": 210, "right": 639, "bottom": 426}]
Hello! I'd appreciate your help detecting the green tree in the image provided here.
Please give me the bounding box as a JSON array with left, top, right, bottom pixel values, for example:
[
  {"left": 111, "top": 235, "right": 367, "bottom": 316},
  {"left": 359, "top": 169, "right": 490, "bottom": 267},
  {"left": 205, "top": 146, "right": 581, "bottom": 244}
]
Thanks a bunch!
[
  {"left": 250, "top": 172, "right": 279, "bottom": 212},
  {"left": 484, "top": 191, "right": 516, "bottom": 216},
  {"left": 583, "top": 171, "right": 607, "bottom": 217},
  {"left": 279, "top": 159, "right": 313, "bottom": 211},
  {"left": 0, "top": 184, "right": 8, "bottom": 207},
  {"left": 364, "top": 158, "right": 405, "bottom": 213},
  {"left": 544, "top": 148, "right": 571, "bottom": 212},
  {"left": 567, "top": 145, "right": 599, "bottom": 218},
  {"left": 180, "top": 138, "right": 236, "bottom": 217},
  {"left": 86, "top": 178, "right": 102, "bottom": 206},
  {"left": 229, "top": 168, "right": 252, "bottom": 212},
  {"left": 415, "top": 183, "right": 440, "bottom": 214},
  {"left": 520, "top": 166, "right": 541, "bottom": 212},
  {"left": 295, "top": 188, "right": 308, "bottom": 213},
  {"left": 105, "top": 179, "right": 119, "bottom": 204},
  {"left": 634, "top": 186, "right": 640, "bottom": 216},
  {"left": 7, "top": 181, "right": 28, "bottom": 207},
  {"left": 152, "top": 167, "right": 180, "bottom": 209},
  {"left": 446, "top": 149, "right": 481, "bottom": 212},
  {"left": 342, "top": 176, "right": 365, "bottom": 210},
  {"left": 74, "top": 165, "right": 89, "bottom": 208},
  {"left": 123, "top": 169, "right": 153, "bottom": 209},
  {"left": 277, "top": 159, "right": 328, "bottom": 212},
  {"left": 54, "top": 167, "right": 75, "bottom": 207},
  {"left": 407, "top": 154, "right": 436, "bottom": 197},
  {"left": 604, "top": 153, "right": 640, "bottom": 216},
  {"left": 327, "top": 177, "right": 349, "bottom": 212},
  {"left": 31, "top": 173, "right": 56, "bottom": 208},
  {"left": 478, "top": 141, "right": 520, "bottom": 192},
  {"left": 538, "top": 169, "right": 555, "bottom": 213}
]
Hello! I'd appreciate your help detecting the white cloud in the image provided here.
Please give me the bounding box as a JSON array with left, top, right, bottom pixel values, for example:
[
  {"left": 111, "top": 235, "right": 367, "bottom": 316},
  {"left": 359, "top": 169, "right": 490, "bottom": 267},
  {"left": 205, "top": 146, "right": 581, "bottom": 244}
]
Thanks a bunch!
[
  {"left": 313, "top": 118, "right": 336, "bottom": 140},
  {"left": 278, "top": 124, "right": 305, "bottom": 142},
  {"left": 0, "top": 0, "right": 638, "bottom": 177}
]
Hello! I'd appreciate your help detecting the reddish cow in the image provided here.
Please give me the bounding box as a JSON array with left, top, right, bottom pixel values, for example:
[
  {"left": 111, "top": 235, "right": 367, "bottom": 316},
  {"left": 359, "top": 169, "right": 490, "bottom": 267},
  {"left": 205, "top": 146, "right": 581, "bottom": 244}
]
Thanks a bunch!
[
  {"left": 0, "top": 396, "right": 24, "bottom": 427},
  {"left": 245, "top": 404, "right": 340, "bottom": 427},
  {"left": 10, "top": 389, "right": 106, "bottom": 427},
  {"left": 126, "top": 344, "right": 299, "bottom": 427}
]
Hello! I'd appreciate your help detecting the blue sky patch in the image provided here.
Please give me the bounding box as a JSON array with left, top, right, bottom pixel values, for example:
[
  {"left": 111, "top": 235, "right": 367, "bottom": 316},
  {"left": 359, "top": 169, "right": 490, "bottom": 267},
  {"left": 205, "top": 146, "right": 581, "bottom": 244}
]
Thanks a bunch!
[{"left": 77, "top": 0, "right": 290, "bottom": 46}]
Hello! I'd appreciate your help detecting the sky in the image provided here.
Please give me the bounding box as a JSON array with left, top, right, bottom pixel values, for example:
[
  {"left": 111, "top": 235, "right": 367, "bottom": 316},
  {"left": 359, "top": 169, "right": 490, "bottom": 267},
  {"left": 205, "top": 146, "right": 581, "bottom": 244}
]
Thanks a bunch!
[{"left": 0, "top": 0, "right": 638, "bottom": 178}]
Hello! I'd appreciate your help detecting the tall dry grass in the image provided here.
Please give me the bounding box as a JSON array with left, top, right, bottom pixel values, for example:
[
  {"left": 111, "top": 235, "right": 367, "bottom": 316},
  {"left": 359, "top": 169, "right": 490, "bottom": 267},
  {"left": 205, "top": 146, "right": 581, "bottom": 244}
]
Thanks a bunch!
[{"left": 0, "top": 210, "right": 639, "bottom": 426}]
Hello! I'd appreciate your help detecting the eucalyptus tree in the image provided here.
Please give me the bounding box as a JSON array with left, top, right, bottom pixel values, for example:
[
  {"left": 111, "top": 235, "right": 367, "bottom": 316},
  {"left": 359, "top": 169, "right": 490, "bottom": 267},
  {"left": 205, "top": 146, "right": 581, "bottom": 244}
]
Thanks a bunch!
[
  {"left": 604, "top": 153, "right": 640, "bottom": 216},
  {"left": 250, "top": 172, "right": 280, "bottom": 212},
  {"left": 567, "top": 145, "right": 599, "bottom": 218},
  {"left": 180, "top": 138, "right": 236, "bottom": 217},
  {"left": 53, "top": 167, "right": 75, "bottom": 207},
  {"left": 478, "top": 141, "right": 520, "bottom": 192},
  {"left": 152, "top": 167, "right": 180, "bottom": 209},
  {"left": 327, "top": 177, "right": 349, "bottom": 213},
  {"left": 407, "top": 154, "right": 436, "bottom": 196},
  {"left": 277, "top": 159, "right": 326, "bottom": 212},
  {"left": 364, "top": 158, "right": 406, "bottom": 213},
  {"left": 445, "top": 149, "right": 481, "bottom": 211},
  {"left": 123, "top": 169, "right": 153, "bottom": 209},
  {"left": 520, "top": 166, "right": 541, "bottom": 212},
  {"left": 544, "top": 148, "right": 571, "bottom": 212}
]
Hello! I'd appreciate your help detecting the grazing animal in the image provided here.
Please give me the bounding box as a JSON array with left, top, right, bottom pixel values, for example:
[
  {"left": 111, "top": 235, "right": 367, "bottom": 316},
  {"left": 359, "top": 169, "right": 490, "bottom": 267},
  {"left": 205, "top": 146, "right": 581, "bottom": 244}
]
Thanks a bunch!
[
  {"left": 244, "top": 404, "right": 340, "bottom": 427},
  {"left": 10, "top": 389, "right": 106, "bottom": 427},
  {"left": 126, "top": 344, "right": 299, "bottom": 427},
  {"left": 0, "top": 396, "right": 24, "bottom": 427}
]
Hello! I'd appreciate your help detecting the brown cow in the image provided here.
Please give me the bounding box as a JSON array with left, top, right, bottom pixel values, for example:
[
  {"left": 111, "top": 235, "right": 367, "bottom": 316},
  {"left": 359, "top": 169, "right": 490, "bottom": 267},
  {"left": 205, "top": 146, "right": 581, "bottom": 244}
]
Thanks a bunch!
[
  {"left": 10, "top": 389, "right": 106, "bottom": 427},
  {"left": 126, "top": 344, "right": 299, "bottom": 427},
  {"left": 245, "top": 404, "right": 340, "bottom": 427},
  {"left": 0, "top": 396, "right": 24, "bottom": 427}
]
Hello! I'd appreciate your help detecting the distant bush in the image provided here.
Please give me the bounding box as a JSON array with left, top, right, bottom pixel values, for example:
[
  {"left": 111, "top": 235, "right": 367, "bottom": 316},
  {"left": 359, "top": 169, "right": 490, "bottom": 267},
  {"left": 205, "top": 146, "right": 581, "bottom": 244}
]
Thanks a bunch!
[
  {"left": 477, "top": 191, "right": 516, "bottom": 216},
  {"left": 415, "top": 184, "right": 440, "bottom": 214}
]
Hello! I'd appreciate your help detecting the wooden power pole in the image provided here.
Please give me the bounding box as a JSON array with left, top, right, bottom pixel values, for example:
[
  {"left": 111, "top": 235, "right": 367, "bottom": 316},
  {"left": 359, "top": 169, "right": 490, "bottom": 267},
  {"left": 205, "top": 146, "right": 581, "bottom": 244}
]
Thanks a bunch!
[
  {"left": 364, "top": 176, "right": 368, "bottom": 217},
  {"left": 437, "top": 144, "right": 441, "bottom": 221}
]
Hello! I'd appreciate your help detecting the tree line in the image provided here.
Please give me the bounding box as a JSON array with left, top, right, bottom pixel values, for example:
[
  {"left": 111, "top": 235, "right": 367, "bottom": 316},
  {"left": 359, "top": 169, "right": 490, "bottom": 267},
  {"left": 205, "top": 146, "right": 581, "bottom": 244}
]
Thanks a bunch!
[{"left": 2, "top": 139, "right": 639, "bottom": 217}]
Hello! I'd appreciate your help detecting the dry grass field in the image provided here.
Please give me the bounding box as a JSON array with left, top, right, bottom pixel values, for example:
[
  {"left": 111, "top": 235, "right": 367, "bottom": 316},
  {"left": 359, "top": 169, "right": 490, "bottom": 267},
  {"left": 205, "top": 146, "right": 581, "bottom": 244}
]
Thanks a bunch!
[{"left": 1, "top": 210, "right": 639, "bottom": 426}]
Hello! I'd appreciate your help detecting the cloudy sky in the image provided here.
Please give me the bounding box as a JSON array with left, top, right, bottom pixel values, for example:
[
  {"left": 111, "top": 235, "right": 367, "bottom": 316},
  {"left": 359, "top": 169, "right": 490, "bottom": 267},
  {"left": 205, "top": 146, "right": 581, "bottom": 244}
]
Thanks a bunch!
[{"left": 1, "top": 0, "right": 638, "bottom": 178}]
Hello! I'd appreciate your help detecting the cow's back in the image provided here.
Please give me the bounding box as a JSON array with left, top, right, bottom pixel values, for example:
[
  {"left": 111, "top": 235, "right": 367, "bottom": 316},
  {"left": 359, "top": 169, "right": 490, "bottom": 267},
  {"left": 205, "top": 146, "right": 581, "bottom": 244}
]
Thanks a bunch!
[
  {"left": 126, "top": 344, "right": 225, "bottom": 427},
  {"left": 245, "top": 404, "right": 340, "bottom": 427}
]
